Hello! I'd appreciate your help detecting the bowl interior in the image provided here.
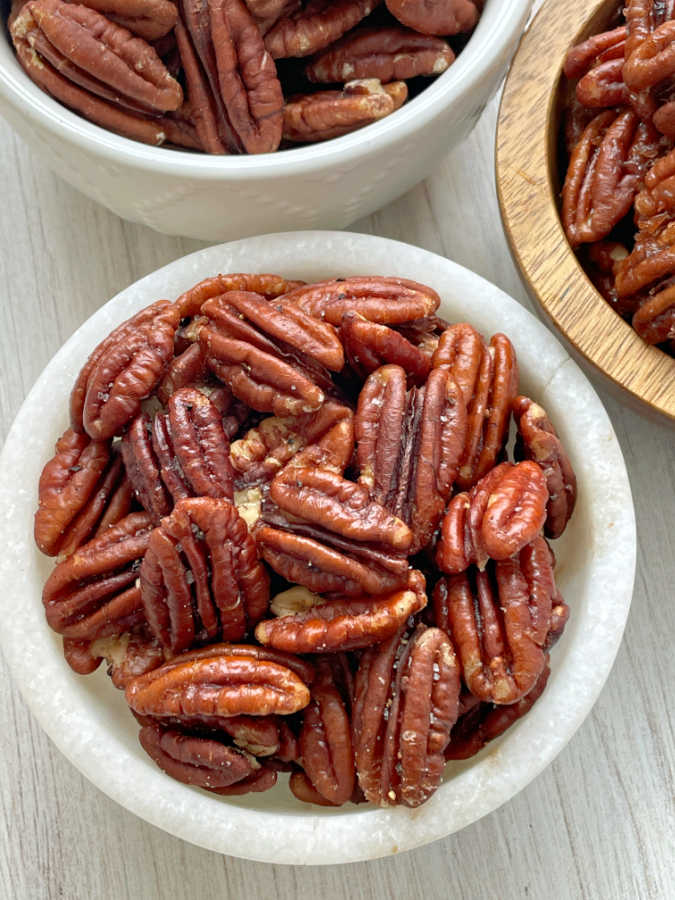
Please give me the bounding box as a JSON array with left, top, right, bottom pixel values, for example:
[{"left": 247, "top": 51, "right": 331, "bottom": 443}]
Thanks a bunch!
[{"left": 0, "top": 233, "right": 636, "bottom": 864}]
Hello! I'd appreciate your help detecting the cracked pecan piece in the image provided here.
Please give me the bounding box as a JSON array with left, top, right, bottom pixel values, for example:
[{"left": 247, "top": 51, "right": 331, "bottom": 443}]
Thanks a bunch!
[
  {"left": 76, "top": 0, "right": 178, "bottom": 40},
  {"left": 340, "top": 312, "right": 431, "bottom": 384},
  {"left": 436, "top": 461, "right": 548, "bottom": 574},
  {"left": 353, "top": 623, "right": 460, "bottom": 807},
  {"left": 264, "top": 0, "right": 380, "bottom": 59},
  {"left": 355, "top": 365, "right": 466, "bottom": 554},
  {"left": 175, "top": 273, "right": 305, "bottom": 318},
  {"left": 306, "top": 26, "right": 454, "bottom": 83},
  {"left": 255, "top": 570, "right": 427, "bottom": 652},
  {"left": 35, "top": 428, "right": 132, "bottom": 557},
  {"left": 385, "top": 0, "right": 478, "bottom": 36},
  {"left": 42, "top": 511, "right": 153, "bottom": 640},
  {"left": 70, "top": 300, "right": 179, "bottom": 440},
  {"left": 140, "top": 497, "right": 269, "bottom": 652},
  {"left": 433, "top": 536, "right": 558, "bottom": 704},
  {"left": 513, "top": 397, "right": 577, "bottom": 540}
]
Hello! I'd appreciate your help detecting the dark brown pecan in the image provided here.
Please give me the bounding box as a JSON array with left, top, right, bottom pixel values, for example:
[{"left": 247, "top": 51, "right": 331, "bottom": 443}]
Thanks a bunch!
[
  {"left": 633, "top": 285, "right": 675, "bottom": 342},
  {"left": 282, "top": 78, "right": 400, "bottom": 143},
  {"left": 156, "top": 344, "right": 208, "bottom": 404},
  {"left": 70, "top": 300, "right": 179, "bottom": 440},
  {"left": 120, "top": 413, "right": 172, "bottom": 521},
  {"left": 42, "top": 511, "right": 153, "bottom": 640},
  {"left": 174, "top": 16, "right": 228, "bottom": 153},
  {"left": 125, "top": 650, "right": 310, "bottom": 720},
  {"left": 298, "top": 680, "right": 355, "bottom": 804},
  {"left": 355, "top": 365, "right": 466, "bottom": 554},
  {"left": 340, "top": 312, "right": 431, "bottom": 384},
  {"left": 513, "top": 396, "right": 577, "bottom": 540},
  {"left": 281, "top": 276, "right": 440, "bottom": 326},
  {"left": 35, "top": 428, "right": 131, "bottom": 557},
  {"left": 562, "top": 110, "right": 661, "bottom": 248},
  {"left": 432, "top": 536, "right": 558, "bottom": 704},
  {"left": 445, "top": 661, "right": 550, "bottom": 760},
  {"left": 264, "top": 0, "right": 379, "bottom": 59},
  {"left": 75, "top": 0, "right": 178, "bottom": 40},
  {"left": 385, "top": 0, "right": 478, "bottom": 36},
  {"left": 353, "top": 623, "right": 460, "bottom": 807},
  {"left": 175, "top": 273, "right": 305, "bottom": 318},
  {"left": 255, "top": 570, "right": 428, "bottom": 652},
  {"left": 436, "top": 461, "right": 548, "bottom": 574},
  {"left": 140, "top": 497, "right": 269, "bottom": 652},
  {"left": 634, "top": 145, "right": 675, "bottom": 226},
  {"left": 564, "top": 26, "right": 627, "bottom": 80},
  {"left": 306, "top": 26, "right": 454, "bottom": 83}
]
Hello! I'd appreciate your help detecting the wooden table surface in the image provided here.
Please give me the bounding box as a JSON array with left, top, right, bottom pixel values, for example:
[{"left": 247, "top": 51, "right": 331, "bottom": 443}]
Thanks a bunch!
[{"left": 0, "top": 9, "right": 673, "bottom": 898}]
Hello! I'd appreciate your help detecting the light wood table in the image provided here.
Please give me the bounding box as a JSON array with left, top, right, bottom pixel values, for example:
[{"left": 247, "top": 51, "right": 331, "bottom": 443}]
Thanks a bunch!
[{"left": 0, "top": 18, "right": 673, "bottom": 900}]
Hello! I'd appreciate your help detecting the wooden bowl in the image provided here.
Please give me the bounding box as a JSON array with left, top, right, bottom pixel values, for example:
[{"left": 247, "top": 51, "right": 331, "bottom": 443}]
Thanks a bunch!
[{"left": 496, "top": 0, "right": 675, "bottom": 422}]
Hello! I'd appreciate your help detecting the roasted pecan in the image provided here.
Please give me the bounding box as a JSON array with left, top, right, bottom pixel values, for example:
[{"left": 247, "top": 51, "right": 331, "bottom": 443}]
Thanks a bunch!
[
  {"left": 151, "top": 640, "right": 316, "bottom": 685},
  {"left": 436, "top": 461, "right": 548, "bottom": 574},
  {"left": 513, "top": 397, "right": 577, "bottom": 540},
  {"left": 305, "top": 26, "right": 454, "bottom": 83},
  {"left": 175, "top": 273, "right": 305, "bottom": 318},
  {"left": 340, "top": 312, "right": 431, "bottom": 384},
  {"left": 125, "top": 649, "right": 310, "bottom": 721},
  {"left": 282, "top": 78, "right": 401, "bottom": 143},
  {"left": 562, "top": 110, "right": 661, "bottom": 248},
  {"left": 264, "top": 0, "right": 379, "bottom": 59},
  {"left": 90, "top": 628, "right": 166, "bottom": 688},
  {"left": 76, "top": 0, "right": 178, "bottom": 40},
  {"left": 385, "top": 0, "right": 478, "bottom": 37},
  {"left": 70, "top": 300, "right": 179, "bottom": 440},
  {"left": 140, "top": 497, "right": 269, "bottom": 652},
  {"left": 445, "top": 661, "right": 550, "bottom": 760},
  {"left": 431, "top": 322, "right": 484, "bottom": 403},
  {"left": 576, "top": 57, "right": 630, "bottom": 109},
  {"left": 255, "top": 570, "right": 428, "bottom": 652},
  {"left": 281, "top": 276, "right": 440, "bottom": 326},
  {"left": 564, "top": 26, "right": 628, "bottom": 80},
  {"left": 355, "top": 365, "right": 466, "bottom": 554},
  {"left": 63, "top": 637, "right": 103, "bottom": 674},
  {"left": 289, "top": 768, "right": 338, "bottom": 805},
  {"left": 35, "top": 428, "right": 132, "bottom": 557},
  {"left": 120, "top": 413, "right": 172, "bottom": 521},
  {"left": 633, "top": 285, "right": 675, "bottom": 342},
  {"left": 624, "top": 0, "right": 675, "bottom": 81},
  {"left": 156, "top": 344, "right": 208, "bottom": 404},
  {"left": 433, "top": 536, "right": 558, "bottom": 704},
  {"left": 353, "top": 623, "right": 460, "bottom": 807},
  {"left": 297, "top": 679, "right": 355, "bottom": 804},
  {"left": 42, "top": 511, "right": 153, "bottom": 640}
]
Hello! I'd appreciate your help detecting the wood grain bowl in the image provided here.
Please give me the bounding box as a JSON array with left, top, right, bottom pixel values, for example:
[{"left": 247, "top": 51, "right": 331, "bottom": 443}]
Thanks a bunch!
[{"left": 496, "top": 0, "right": 675, "bottom": 423}]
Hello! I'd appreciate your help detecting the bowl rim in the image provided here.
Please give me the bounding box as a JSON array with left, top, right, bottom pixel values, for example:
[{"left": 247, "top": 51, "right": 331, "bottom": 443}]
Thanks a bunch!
[
  {"left": 495, "top": 0, "right": 675, "bottom": 423},
  {"left": 0, "top": 0, "right": 532, "bottom": 176},
  {"left": 0, "top": 231, "right": 636, "bottom": 864}
]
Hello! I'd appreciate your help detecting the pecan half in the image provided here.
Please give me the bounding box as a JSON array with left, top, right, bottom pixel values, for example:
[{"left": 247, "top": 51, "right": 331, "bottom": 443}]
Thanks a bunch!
[
  {"left": 90, "top": 628, "right": 166, "bottom": 688},
  {"left": 385, "top": 0, "right": 478, "bottom": 37},
  {"left": 63, "top": 637, "right": 103, "bottom": 674},
  {"left": 431, "top": 322, "right": 484, "bottom": 403},
  {"left": 264, "top": 0, "right": 379, "bottom": 59},
  {"left": 42, "top": 511, "right": 153, "bottom": 640},
  {"left": 633, "top": 285, "right": 675, "bottom": 342},
  {"left": 353, "top": 623, "right": 460, "bottom": 807},
  {"left": 513, "top": 397, "right": 577, "bottom": 540},
  {"left": 340, "top": 312, "right": 431, "bottom": 384},
  {"left": 624, "top": 18, "right": 675, "bottom": 90},
  {"left": 306, "top": 26, "right": 454, "bottom": 83},
  {"left": 298, "top": 679, "right": 355, "bottom": 804},
  {"left": 35, "top": 428, "right": 131, "bottom": 557},
  {"left": 120, "top": 413, "right": 172, "bottom": 521},
  {"left": 436, "top": 461, "right": 548, "bottom": 574},
  {"left": 156, "top": 344, "right": 208, "bottom": 404},
  {"left": 614, "top": 220, "right": 675, "bottom": 298},
  {"left": 70, "top": 300, "right": 179, "bottom": 440},
  {"left": 175, "top": 273, "right": 305, "bottom": 318},
  {"left": 254, "top": 570, "right": 428, "bottom": 652},
  {"left": 75, "top": 0, "right": 178, "bottom": 41},
  {"left": 355, "top": 365, "right": 466, "bottom": 554},
  {"left": 432, "top": 536, "right": 557, "bottom": 704},
  {"left": 576, "top": 57, "right": 630, "bottom": 109},
  {"left": 281, "top": 276, "right": 440, "bottom": 326},
  {"left": 282, "top": 78, "right": 400, "bottom": 143},
  {"left": 564, "top": 26, "right": 628, "bottom": 80},
  {"left": 150, "top": 641, "right": 315, "bottom": 685},
  {"left": 140, "top": 497, "right": 269, "bottom": 652}
]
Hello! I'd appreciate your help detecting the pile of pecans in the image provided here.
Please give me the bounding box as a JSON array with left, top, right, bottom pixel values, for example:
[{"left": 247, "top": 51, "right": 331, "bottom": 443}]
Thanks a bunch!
[
  {"left": 7, "top": 0, "right": 481, "bottom": 153},
  {"left": 561, "top": 0, "right": 675, "bottom": 353},
  {"left": 35, "top": 272, "right": 577, "bottom": 808}
]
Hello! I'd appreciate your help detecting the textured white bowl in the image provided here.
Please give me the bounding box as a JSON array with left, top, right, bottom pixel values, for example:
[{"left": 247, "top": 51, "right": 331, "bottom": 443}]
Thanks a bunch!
[
  {"left": 0, "top": 1, "right": 531, "bottom": 240},
  {"left": 0, "top": 233, "right": 635, "bottom": 864}
]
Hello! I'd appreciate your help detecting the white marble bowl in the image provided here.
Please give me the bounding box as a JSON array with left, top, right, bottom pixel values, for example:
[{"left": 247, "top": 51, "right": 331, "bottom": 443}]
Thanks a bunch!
[
  {"left": 0, "top": 1, "right": 531, "bottom": 240},
  {"left": 0, "top": 233, "right": 635, "bottom": 864}
]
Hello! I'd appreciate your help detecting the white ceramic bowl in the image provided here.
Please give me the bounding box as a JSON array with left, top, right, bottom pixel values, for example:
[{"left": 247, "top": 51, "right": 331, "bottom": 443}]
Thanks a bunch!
[
  {"left": 0, "top": 1, "right": 531, "bottom": 240},
  {"left": 0, "top": 233, "right": 635, "bottom": 864}
]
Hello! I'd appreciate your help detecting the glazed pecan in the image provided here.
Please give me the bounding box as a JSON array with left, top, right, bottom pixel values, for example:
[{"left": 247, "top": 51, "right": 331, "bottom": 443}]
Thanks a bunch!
[
  {"left": 614, "top": 219, "right": 675, "bottom": 298},
  {"left": 306, "top": 26, "right": 454, "bottom": 83},
  {"left": 198, "top": 290, "right": 342, "bottom": 416},
  {"left": 42, "top": 511, "right": 153, "bottom": 640},
  {"left": 564, "top": 26, "right": 628, "bottom": 80},
  {"left": 282, "top": 78, "right": 402, "bottom": 143},
  {"left": 76, "top": 0, "right": 178, "bottom": 40},
  {"left": 175, "top": 273, "right": 305, "bottom": 318},
  {"left": 513, "top": 397, "right": 577, "bottom": 540},
  {"left": 298, "top": 679, "right": 355, "bottom": 804},
  {"left": 140, "top": 497, "right": 269, "bottom": 652},
  {"left": 433, "top": 536, "right": 557, "bottom": 704},
  {"left": 70, "top": 300, "right": 179, "bottom": 440},
  {"left": 355, "top": 365, "right": 466, "bottom": 554},
  {"left": 340, "top": 312, "right": 431, "bottom": 384},
  {"left": 633, "top": 285, "right": 675, "bottom": 342},
  {"left": 264, "top": 0, "right": 379, "bottom": 59},
  {"left": 625, "top": 19, "right": 675, "bottom": 90},
  {"left": 576, "top": 57, "right": 629, "bottom": 109},
  {"left": 125, "top": 649, "right": 310, "bottom": 721},
  {"left": 385, "top": 0, "right": 478, "bottom": 37},
  {"left": 353, "top": 623, "right": 460, "bottom": 807},
  {"left": 445, "top": 661, "right": 550, "bottom": 760},
  {"left": 436, "top": 461, "right": 548, "bottom": 574},
  {"left": 254, "top": 570, "right": 428, "bottom": 652},
  {"left": 281, "top": 276, "right": 440, "bottom": 326},
  {"left": 634, "top": 145, "right": 675, "bottom": 224},
  {"left": 35, "top": 428, "right": 132, "bottom": 557},
  {"left": 562, "top": 110, "right": 661, "bottom": 247}
]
